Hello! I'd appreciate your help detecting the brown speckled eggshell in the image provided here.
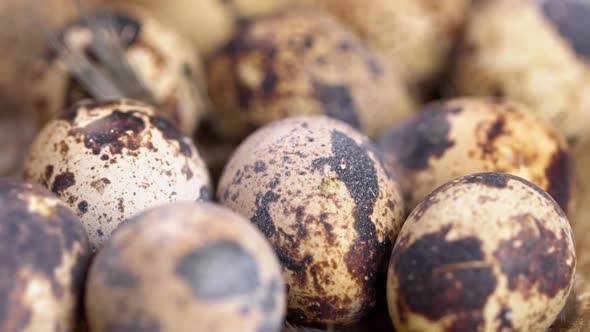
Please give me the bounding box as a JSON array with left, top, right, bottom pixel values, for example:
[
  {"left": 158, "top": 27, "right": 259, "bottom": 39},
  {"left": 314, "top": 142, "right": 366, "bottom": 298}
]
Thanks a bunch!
[
  {"left": 379, "top": 97, "right": 574, "bottom": 215},
  {"left": 387, "top": 172, "right": 575, "bottom": 332},
  {"left": 217, "top": 115, "right": 405, "bottom": 325},
  {"left": 24, "top": 99, "right": 211, "bottom": 250},
  {"left": 450, "top": 0, "right": 590, "bottom": 144},
  {"left": 0, "top": 179, "right": 90, "bottom": 332},
  {"left": 206, "top": 9, "right": 415, "bottom": 141},
  {"left": 85, "top": 202, "right": 285, "bottom": 332},
  {"left": 30, "top": 7, "right": 208, "bottom": 136}
]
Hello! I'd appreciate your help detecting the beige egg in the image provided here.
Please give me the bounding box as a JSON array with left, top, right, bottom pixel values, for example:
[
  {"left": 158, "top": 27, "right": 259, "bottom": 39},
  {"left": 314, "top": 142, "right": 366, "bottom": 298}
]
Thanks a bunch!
[
  {"left": 105, "top": 0, "right": 292, "bottom": 55},
  {"left": 378, "top": 98, "right": 574, "bottom": 214},
  {"left": 30, "top": 7, "right": 208, "bottom": 136},
  {"left": 24, "top": 99, "right": 211, "bottom": 250},
  {"left": 86, "top": 202, "right": 285, "bottom": 332},
  {"left": 387, "top": 172, "right": 575, "bottom": 332},
  {"left": 218, "top": 115, "right": 405, "bottom": 325},
  {"left": 300, "top": 0, "right": 471, "bottom": 99},
  {"left": 0, "top": 179, "right": 90, "bottom": 332},
  {"left": 450, "top": 0, "right": 590, "bottom": 144},
  {"left": 206, "top": 9, "right": 415, "bottom": 141}
]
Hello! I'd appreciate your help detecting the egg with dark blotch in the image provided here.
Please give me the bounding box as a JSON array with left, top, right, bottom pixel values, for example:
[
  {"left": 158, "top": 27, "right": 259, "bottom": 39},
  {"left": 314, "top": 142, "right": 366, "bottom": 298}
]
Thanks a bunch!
[
  {"left": 0, "top": 179, "right": 91, "bottom": 332},
  {"left": 379, "top": 97, "right": 574, "bottom": 215},
  {"left": 30, "top": 7, "right": 208, "bottom": 136},
  {"left": 85, "top": 202, "right": 285, "bottom": 332},
  {"left": 387, "top": 172, "right": 575, "bottom": 332},
  {"left": 450, "top": 0, "right": 590, "bottom": 144},
  {"left": 206, "top": 9, "right": 415, "bottom": 141},
  {"left": 24, "top": 99, "right": 211, "bottom": 250},
  {"left": 300, "top": 0, "right": 471, "bottom": 99},
  {"left": 217, "top": 115, "right": 405, "bottom": 325}
]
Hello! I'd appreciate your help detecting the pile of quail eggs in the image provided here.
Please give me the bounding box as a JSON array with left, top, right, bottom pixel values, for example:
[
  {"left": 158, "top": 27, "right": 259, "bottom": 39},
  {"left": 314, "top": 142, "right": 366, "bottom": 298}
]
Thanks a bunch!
[{"left": 2, "top": 0, "right": 589, "bottom": 331}]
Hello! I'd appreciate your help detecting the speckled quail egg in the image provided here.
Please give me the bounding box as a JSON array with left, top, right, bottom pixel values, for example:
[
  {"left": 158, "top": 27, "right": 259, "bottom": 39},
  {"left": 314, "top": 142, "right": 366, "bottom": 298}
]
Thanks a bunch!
[
  {"left": 379, "top": 97, "right": 574, "bottom": 214},
  {"left": 105, "top": 0, "right": 292, "bottom": 55},
  {"left": 206, "top": 9, "right": 415, "bottom": 141},
  {"left": 86, "top": 202, "right": 285, "bottom": 332},
  {"left": 388, "top": 172, "right": 576, "bottom": 332},
  {"left": 217, "top": 115, "right": 405, "bottom": 325},
  {"left": 0, "top": 178, "right": 90, "bottom": 332},
  {"left": 24, "top": 99, "right": 211, "bottom": 249},
  {"left": 30, "top": 7, "right": 208, "bottom": 136},
  {"left": 300, "top": 0, "right": 471, "bottom": 99},
  {"left": 450, "top": 0, "right": 590, "bottom": 144}
]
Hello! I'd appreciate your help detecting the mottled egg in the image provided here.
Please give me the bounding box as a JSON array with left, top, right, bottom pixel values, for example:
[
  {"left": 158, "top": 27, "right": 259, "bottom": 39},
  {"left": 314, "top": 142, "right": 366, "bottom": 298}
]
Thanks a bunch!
[
  {"left": 106, "top": 0, "right": 292, "bottom": 55},
  {"left": 0, "top": 179, "right": 90, "bottom": 332},
  {"left": 379, "top": 98, "right": 574, "bottom": 214},
  {"left": 206, "top": 9, "right": 415, "bottom": 141},
  {"left": 300, "top": 0, "right": 471, "bottom": 98},
  {"left": 24, "top": 99, "right": 211, "bottom": 249},
  {"left": 30, "top": 7, "right": 208, "bottom": 136},
  {"left": 85, "top": 202, "right": 285, "bottom": 332},
  {"left": 388, "top": 172, "right": 576, "bottom": 332},
  {"left": 450, "top": 0, "right": 590, "bottom": 144},
  {"left": 218, "top": 115, "right": 405, "bottom": 325}
]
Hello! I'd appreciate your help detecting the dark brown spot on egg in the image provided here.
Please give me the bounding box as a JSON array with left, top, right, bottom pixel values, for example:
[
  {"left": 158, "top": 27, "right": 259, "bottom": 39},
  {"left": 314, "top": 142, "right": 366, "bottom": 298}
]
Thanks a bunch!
[
  {"left": 478, "top": 116, "right": 507, "bottom": 155},
  {"left": 117, "top": 198, "right": 125, "bottom": 214},
  {"left": 392, "top": 225, "right": 497, "bottom": 327},
  {"left": 541, "top": 0, "right": 590, "bottom": 59},
  {"left": 44, "top": 165, "right": 54, "bottom": 181},
  {"left": 493, "top": 214, "right": 573, "bottom": 298},
  {"left": 462, "top": 172, "right": 508, "bottom": 189},
  {"left": 78, "top": 201, "right": 89, "bottom": 214},
  {"left": 69, "top": 110, "right": 146, "bottom": 155},
  {"left": 254, "top": 161, "right": 267, "bottom": 173},
  {"left": 251, "top": 191, "right": 280, "bottom": 238},
  {"left": 181, "top": 164, "right": 193, "bottom": 180},
  {"left": 175, "top": 240, "right": 260, "bottom": 300},
  {"left": 312, "top": 81, "right": 361, "bottom": 130},
  {"left": 312, "top": 130, "right": 388, "bottom": 317},
  {"left": 51, "top": 171, "right": 76, "bottom": 194},
  {"left": 150, "top": 116, "right": 192, "bottom": 157},
  {"left": 91, "top": 178, "right": 111, "bottom": 194},
  {"left": 544, "top": 149, "right": 572, "bottom": 213},
  {"left": 379, "top": 105, "right": 457, "bottom": 171}
]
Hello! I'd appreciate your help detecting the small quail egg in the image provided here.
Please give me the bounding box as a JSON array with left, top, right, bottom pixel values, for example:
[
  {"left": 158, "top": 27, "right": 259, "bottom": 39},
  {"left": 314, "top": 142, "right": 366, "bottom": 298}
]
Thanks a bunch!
[
  {"left": 450, "top": 0, "right": 590, "bottom": 144},
  {"left": 206, "top": 9, "right": 415, "bottom": 141},
  {"left": 0, "top": 178, "right": 90, "bottom": 332},
  {"left": 388, "top": 172, "right": 576, "bottom": 332},
  {"left": 24, "top": 99, "right": 211, "bottom": 249},
  {"left": 85, "top": 202, "right": 285, "bottom": 332},
  {"left": 218, "top": 115, "right": 405, "bottom": 325},
  {"left": 379, "top": 98, "right": 574, "bottom": 214},
  {"left": 30, "top": 7, "right": 208, "bottom": 136}
]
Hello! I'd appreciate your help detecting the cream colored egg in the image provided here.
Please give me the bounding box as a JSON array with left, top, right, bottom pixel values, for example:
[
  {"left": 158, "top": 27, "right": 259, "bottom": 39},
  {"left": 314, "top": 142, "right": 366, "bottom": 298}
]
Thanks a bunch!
[
  {"left": 387, "top": 172, "right": 575, "bottom": 332},
  {"left": 450, "top": 0, "right": 590, "bottom": 144},
  {"left": 218, "top": 115, "right": 405, "bottom": 325},
  {"left": 379, "top": 98, "right": 574, "bottom": 214},
  {"left": 24, "top": 99, "right": 211, "bottom": 249},
  {"left": 206, "top": 9, "right": 415, "bottom": 141},
  {"left": 30, "top": 7, "right": 208, "bottom": 136},
  {"left": 86, "top": 202, "right": 285, "bottom": 332}
]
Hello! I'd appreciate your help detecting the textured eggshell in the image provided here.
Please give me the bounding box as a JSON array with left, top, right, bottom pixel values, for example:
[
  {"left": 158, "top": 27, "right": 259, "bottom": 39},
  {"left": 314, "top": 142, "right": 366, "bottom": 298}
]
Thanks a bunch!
[
  {"left": 387, "top": 172, "right": 576, "bottom": 332},
  {"left": 0, "top": 179, "right": 91, "bottom": 332},
  {"left": 206, "top": 9, "right": 415, "bottom": 141},
  {"left": 300, "top": 0, "right": 470, "bottom": 98},
  {"left": 379, "top": 98, "right": 574, "bottom": 214},
  {"left": 24, "top": 99, "right": 211, "bottom": 249},
  {"left": 86, "top": 202, "right": 285, "bottom": 332},
  {"left": 217, "top": 115, "right": 405, "bottom": 325},
  {"left": 30, "top": 7, "right": 208, "bottom": 136},
  {"left": 450, "top": 0, "right": 590, "bottom": 144}
]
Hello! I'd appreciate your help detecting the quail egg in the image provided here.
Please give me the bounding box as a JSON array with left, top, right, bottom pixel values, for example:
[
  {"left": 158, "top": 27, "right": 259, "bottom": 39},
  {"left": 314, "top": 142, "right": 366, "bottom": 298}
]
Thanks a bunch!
[
  {"left": 218, "top": 115, "right": 405, "bottom": 325},
  {"left": 24, "top": 99, "right": 211, "bottom": 249}
]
